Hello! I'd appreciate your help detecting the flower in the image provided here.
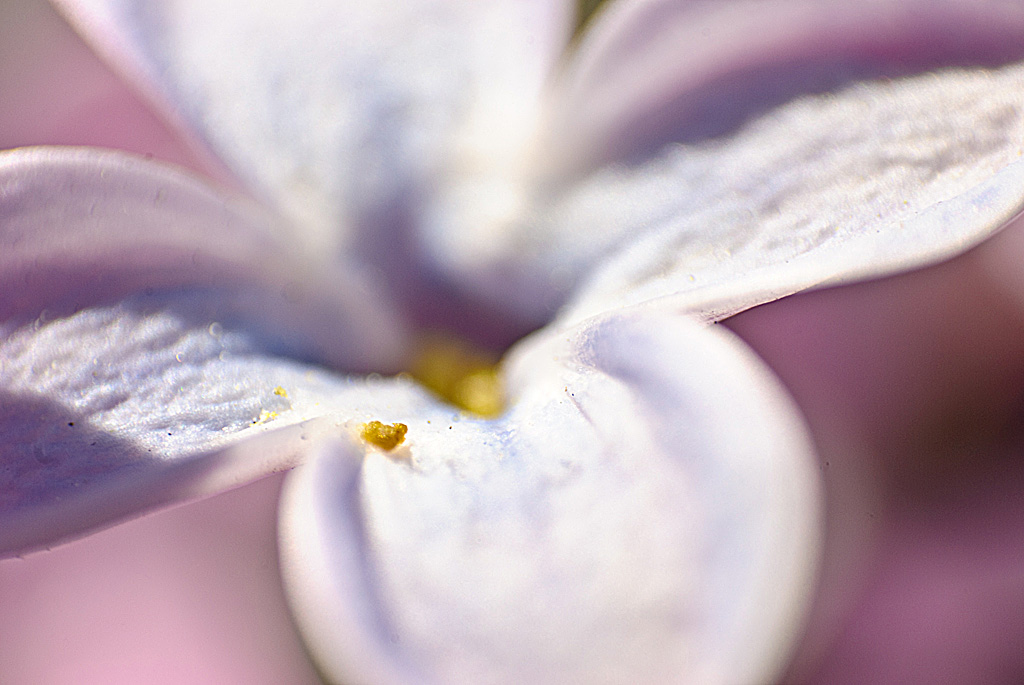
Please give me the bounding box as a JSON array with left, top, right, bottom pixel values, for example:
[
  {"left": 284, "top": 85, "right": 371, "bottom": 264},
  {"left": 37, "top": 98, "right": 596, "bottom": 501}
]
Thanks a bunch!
[{"left": 4, "top": 0, "right": 1024, "bottom": 682}]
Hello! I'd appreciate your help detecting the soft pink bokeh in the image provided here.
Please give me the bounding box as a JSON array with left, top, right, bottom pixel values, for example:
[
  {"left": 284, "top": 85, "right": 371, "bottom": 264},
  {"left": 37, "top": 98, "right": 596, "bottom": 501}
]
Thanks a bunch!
[
  {"left": 0, "top": 474, "right": 322, "bottom": 684},
  {"left": 0, "top": 0, "right": 216, "bottom": 172},
  {"left": 730, "top": 215, "right": 1024, "bottom": 682}
]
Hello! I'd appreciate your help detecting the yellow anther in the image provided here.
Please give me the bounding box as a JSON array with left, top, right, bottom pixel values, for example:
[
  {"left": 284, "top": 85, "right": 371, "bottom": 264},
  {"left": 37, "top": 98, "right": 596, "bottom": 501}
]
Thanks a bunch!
[
  {"left": 410, "top": 333, "right": 505, "bottom": 418},
  {"left": 454, "top": 368, "right": 504, "bottom": 418}
]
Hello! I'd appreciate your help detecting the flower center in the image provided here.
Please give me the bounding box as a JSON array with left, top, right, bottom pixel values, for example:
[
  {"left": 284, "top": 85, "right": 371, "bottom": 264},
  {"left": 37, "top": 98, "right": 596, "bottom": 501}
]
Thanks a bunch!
[
  {"left": 358, "top": 335, "right": 502, "bottom": 452},
  {"left": 407, "top": 332, "right": 505, "bottom": 418}
]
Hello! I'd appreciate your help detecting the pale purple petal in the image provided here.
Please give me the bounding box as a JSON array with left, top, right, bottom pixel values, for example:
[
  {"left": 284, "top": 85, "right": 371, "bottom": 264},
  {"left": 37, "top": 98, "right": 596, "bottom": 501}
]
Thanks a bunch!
[
  {"left": 548, "top": 0, "right": 1024, "bottom": 175},
  {"left": 0, "top": 300, "right": 433, "bottom": 558},
  {"left": 423, "top": 0, "right": 1024, "bottom": 327},
  {"left": 280, "top": 307, "right": 820, "bottom": 684},
  {"left": 558, "top": 63, "right": 1024, "bottom": 326},
  {"left": 53, "top": 0, "right": 575, "bottom": 264},
  {"left": 0, "top": 147, "right": 416, "bottom": 556},
  {"left": 0, "top": 147, "right": 406, "bottom": 370}
]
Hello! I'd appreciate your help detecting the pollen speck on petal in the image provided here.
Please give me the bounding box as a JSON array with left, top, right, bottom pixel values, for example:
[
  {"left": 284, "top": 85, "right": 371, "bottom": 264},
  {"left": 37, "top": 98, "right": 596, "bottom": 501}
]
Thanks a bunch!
[{"left": 360, "top": 421, "right": 408, "bottom": 452}]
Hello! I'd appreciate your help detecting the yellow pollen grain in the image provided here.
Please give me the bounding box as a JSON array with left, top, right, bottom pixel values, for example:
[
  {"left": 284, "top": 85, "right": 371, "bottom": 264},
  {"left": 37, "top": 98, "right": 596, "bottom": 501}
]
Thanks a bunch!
[
  {"left": 361, "top": 421, "right": 408, "bottom": 451},
  {"left": 253, "top": 409, "right": 279, "bottom": 425},
  {"left": 273, "top": 386, "right": 288, "bottom": 398}
]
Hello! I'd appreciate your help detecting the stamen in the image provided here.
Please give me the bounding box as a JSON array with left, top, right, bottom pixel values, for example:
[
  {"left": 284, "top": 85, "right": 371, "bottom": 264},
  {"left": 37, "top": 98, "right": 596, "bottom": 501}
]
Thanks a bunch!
[{"left": 409, "top": 333, "right": 505, "bottom": 418}]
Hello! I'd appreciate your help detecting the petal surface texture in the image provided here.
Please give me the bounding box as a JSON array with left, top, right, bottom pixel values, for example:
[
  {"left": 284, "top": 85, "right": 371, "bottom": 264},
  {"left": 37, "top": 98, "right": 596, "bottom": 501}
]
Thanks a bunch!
[
  {"left": 0, "top": 147, "right": 412, "bottom": 556},
  {"left": 280, "top": 308, "right": 821, "bottom": 684},
  {"left": 550, "top": 0, "right": 1024, "bottom": 172},
  {"left": 54, "top": 0, "right": 575, "bottom": 263},
  {"left": 559, "top": 61, "right": 1024, "bottom": 326},
  {"left": 424, "top": 0, "right": 1024, "bottom": 325}
]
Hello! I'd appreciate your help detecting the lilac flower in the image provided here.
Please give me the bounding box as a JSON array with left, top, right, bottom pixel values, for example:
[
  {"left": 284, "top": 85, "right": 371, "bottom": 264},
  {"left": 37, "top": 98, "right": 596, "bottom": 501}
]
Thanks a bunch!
[{"left": 4, "top": 0, "right": 1024, "bottom": 682}]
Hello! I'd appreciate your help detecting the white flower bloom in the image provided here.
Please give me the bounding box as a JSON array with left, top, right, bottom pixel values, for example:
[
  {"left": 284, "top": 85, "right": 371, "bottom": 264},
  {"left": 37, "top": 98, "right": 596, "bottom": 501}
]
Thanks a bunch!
[{"left": 3, "top": 0, "right": 1024, "bottom": 681}]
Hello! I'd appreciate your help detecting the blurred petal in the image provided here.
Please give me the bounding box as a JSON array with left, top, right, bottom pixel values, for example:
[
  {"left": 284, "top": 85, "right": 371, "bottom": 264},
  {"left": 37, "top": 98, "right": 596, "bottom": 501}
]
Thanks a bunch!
[
  {"left": 549, "top": 0, "right": 1024, "bottom": 174},
  {"left": 726, "top": 217, "right": 1024, "bottom": 681},
  {"left": 280, "top": 307, "right": 820, "bottom": 684},
  {"left": 54, "top": 0, "right": 575, "bottom": 262},
  {"left": 807, "top": 450, "right": 1024, "bottom": 684},
  {"left": 0, "top": 147, "right": 419, "bottom": 556},
  {"left": 0, "top": 146, "right": 406, "bottom": 370}
]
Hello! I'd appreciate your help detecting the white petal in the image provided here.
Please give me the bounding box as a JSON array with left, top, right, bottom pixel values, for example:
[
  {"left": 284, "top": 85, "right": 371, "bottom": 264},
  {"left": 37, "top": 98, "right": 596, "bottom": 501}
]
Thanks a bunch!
[
  {"left": 280, "top": 307, "right": 821, "bottom": 684},
  {"left": 0, "top": 146, "right": 406, "bottom": 370},
  {"left": 0, "top": 300, "right": 439, "bottom": 558},
  {"left": 548, "top": 0, "right": 1024, "bottom": 175},
  {"left": 559, "top": 63, "right": 1024, "bottom": 325},
  {"left": 450, "top": 62, "right": 1024, "bottom": 327},
  {"left": 425, "top": 0, "right": 1024, "bottom": 326},
  {"left": 0, "top": 147, "right": 413, "bottom": 556},
  {"left": 54, "top": 0, "right": 575, "bottom": 265}
]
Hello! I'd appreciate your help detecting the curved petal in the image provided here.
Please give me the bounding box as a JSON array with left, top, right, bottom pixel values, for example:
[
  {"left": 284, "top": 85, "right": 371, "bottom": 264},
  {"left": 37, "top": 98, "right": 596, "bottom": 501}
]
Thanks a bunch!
[
  {"left": 448, "top": 61, "right": 1024, "bottom": 327},
  {"left": 280, "top": 307, "right": 821, "bottom": 684},
  {"left": 0, "top": 299, "right": 438, "bottom": 558},
  {"left": 0, "top": 146, "right": 406, "bottom": 370},
  {"left": 558, "top": 62, "right": 1024, "bottom": 325},
  {"left": 53, "top": 0, "right": 575, "bottom": 262},
  {"left": 548, "top": 0, "right": 1024, "bottom": 175},
  {"left": 0, "top": 147, "right": 416, "bottom": 556},
  {"left": 423, "top": 0, "right": 1024, "bottom": 326}
]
